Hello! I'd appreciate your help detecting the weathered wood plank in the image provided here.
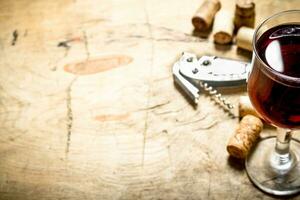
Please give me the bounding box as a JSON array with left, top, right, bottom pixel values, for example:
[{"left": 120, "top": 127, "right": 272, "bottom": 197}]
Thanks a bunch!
[{"left": 0, "top": 0, "right": 300, "bottom": 199}]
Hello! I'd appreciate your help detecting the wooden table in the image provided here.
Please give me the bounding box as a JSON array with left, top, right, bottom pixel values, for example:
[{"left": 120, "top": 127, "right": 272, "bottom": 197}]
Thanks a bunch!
[{"left": 0, "top": 0, "right": 300, "bottom": 199}]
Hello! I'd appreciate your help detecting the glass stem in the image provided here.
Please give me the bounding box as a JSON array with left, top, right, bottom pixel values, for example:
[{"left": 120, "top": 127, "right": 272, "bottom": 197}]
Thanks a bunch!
[
  {"left": 271, "top": 128, "right": 294, "bottom": 172},
  {"left": 276, "top": 128, "right": 292, "bottom": 155}
]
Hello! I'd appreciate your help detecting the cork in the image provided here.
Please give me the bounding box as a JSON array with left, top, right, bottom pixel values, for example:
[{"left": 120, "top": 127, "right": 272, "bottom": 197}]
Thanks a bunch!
[
  {"left": 192, "top": 0, "right": 221, "bottom": 31},
  {"left": 236, "top": 27, "right": 255, "bottom": 51},
  {"left": 239, "top": 96, "right": 260, "bottom": 118},
  {"left": 227, "top": 115, "right": 263, "bottom": 159},
  {"left": 213, "top": 10, "right": 234, "bottom": 44},
  {"left": 234, "top": 0, "right": 255, "bottom": 30}
]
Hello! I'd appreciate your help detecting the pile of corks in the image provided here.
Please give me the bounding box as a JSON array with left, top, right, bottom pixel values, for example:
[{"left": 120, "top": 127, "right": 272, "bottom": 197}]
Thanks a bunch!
[
  {"left": 192, "top": 0, "right": 255, "bottom": 51},
  {"left": 192, "top": 0, "right": 263, "bottom": 160}
]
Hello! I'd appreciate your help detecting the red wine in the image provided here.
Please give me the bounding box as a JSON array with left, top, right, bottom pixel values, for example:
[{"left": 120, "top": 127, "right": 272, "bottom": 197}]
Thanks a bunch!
[{"left": 248, "top": 24, "right": 300, "bottom": 129}]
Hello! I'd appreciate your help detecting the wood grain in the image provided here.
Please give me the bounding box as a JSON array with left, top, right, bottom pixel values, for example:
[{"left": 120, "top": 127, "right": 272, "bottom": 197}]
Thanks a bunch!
[{"left": 0, "top": 0, "right": 300, "bottom": 200}]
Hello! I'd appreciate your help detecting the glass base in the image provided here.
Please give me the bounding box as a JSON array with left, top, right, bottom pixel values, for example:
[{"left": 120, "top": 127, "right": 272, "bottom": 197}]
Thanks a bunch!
[{"left": 246, "top": 136, "right": 300, "bottom": 196}]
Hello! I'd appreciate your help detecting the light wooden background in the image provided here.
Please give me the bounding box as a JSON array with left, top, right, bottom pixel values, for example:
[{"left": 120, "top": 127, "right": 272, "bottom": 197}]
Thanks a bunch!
[{"left": 0, "top": 0, "right": 299, "bottom": 199}]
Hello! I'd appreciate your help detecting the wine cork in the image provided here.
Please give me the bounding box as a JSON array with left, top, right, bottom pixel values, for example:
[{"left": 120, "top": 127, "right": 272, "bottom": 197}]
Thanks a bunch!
[
  {"left": 213, "top": 10, "right": 234, "bottom": 44},
  {"left": 236, "top": 27, "right": 255, "bottom": 51},
  {"left": 227, "top": 115, "right": 263, "bottom": 159},
  {"left": 192, "top": 0, "right": 221, "bottom": 31},
  {"left": 239, "top": 96, "right": 260, "bottom": 118},
  {"left": 234, "top": 0, "right": 255, "bottom": 30}
]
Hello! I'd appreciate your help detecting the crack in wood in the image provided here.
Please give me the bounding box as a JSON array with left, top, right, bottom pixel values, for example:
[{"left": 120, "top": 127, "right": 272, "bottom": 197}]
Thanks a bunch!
[
  {"left": 105, "top": 34, "right": 203, "bottom": 44},
  {"left": 234, "top": 185, "right": 241, "bottom": 200},
  {"left": 104, "top": 23, "right": 204, "bottom": 44},
  {"left": 208, "top": 172, "right": 211, "bottom": 198},
  {"left": 57, "top": 36, "right": 82, "bottom": 50},
  {"left": 146, "top": 101, "right": 170, "bottom": 110},
  {"left": 11, "top": 30, "right": 18, "bottom": 46},
  {"left": 153, "top": 110, "right": 179, "bottom": 115},
  {"left": 23, "top": 29, "right": 28, "bottom": 37},
  {"left": 192, "top": 120, "right": 219, "bottom": 131},
  {"left": 177, "top": 113, "right": 208, "bottom": 125},
  {"left": 52, "top": 46, "right": 70, "bottom": 71},
  {"left": 162, "top": 130, "right": 173, "bottom": 167},
  {"left": 153, "top": 104, "right": 189, "bottom": 115},
  {"left": 127, "top": 34, "right": 202, "bottom": 43},
  {"left": 82, "top": 30, "right": 90, "bottom": 60},
  {"left": 8, "top": 130, "right": 27, "bottom": 142},
  {"left": 65, "top": 77, "right": 77, "bottom": 157},
  {"left": 57, "top": 41, "right": 71, "bottom": 49},
  {"left": 53, "top": 38, "right": 74, "bottom": 71},
  {"left": 141, "top": 0, "right": 154, "bottom": 168},
  {"left": 136, "top": 101, "right": 170, "bottom": 112}
]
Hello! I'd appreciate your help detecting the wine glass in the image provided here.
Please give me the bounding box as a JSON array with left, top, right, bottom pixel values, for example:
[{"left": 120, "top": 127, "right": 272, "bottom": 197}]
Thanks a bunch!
[{"left": 246, "top": 10, "right": 300, "bottom": 196}]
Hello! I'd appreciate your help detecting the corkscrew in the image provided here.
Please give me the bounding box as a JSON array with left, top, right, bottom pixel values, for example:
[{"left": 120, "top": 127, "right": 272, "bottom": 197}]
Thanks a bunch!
[{"left": 173, "top": 52, "right": 251, "bottom": 110}]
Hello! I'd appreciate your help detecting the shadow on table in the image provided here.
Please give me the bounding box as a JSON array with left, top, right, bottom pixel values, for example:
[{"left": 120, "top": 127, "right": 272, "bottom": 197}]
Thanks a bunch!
[
  {"left": 227, "top": 156, "right": 245, "bottom": 171},
  {"left": 192, "top": 28, "right": 211, "bottom": 39}
]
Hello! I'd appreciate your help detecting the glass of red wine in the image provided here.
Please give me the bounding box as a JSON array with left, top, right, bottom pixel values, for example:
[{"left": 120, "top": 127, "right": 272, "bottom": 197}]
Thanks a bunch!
[{"left": 246, "top": 10, "right": 300, "bottom": 196}]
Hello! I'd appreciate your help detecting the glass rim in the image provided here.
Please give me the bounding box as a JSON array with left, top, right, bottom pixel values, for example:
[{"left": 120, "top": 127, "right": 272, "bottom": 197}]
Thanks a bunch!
[{"left": 253, "top": 10, "right": 300, "bottom": 86}]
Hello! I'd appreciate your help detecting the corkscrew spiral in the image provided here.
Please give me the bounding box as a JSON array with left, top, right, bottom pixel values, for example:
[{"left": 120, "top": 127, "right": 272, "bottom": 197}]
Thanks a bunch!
[{"left": 199, "top": 81, "right": 234, "bottom": 110}]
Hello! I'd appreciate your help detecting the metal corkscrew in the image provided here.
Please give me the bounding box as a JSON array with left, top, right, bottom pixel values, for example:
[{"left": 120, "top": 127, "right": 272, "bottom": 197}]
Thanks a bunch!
[
  {"left": 199, "top": 81, "right": 234, "bottom": 110},
  {"left": 173, "top": 52, "right": 251, "bottom": 110}
]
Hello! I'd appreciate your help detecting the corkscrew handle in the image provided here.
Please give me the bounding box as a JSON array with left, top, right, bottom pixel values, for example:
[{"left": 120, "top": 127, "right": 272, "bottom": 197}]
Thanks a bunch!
[
  {"left": 178, "top": 52, "right": 251, "bottom": 86},
  {"left": 172, "top": 52, "right": 246, "bottom": 110}
]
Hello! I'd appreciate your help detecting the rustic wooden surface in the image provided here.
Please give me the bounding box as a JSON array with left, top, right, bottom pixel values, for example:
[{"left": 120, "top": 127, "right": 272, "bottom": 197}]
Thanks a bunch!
[{"left": 0, "top": 0, "right": 300, "bottom": 199}]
